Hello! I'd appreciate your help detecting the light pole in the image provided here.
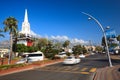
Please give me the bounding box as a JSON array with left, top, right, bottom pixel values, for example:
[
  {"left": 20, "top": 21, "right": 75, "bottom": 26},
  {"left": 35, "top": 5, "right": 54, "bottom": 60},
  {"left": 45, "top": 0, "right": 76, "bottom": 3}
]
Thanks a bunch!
[{"left": 82, "top": 12, "right": 113, "bottom": 67}]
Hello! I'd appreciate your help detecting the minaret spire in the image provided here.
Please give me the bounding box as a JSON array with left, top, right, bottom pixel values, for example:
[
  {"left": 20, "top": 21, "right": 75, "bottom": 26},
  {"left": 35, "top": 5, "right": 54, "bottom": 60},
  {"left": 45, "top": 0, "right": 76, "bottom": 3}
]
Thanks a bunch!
[
  {"left": 21, "top": 9, "right": 30, "bottom": 36},
  {"left": 24, "top": 9, "right": 28, "bottom": 22}
]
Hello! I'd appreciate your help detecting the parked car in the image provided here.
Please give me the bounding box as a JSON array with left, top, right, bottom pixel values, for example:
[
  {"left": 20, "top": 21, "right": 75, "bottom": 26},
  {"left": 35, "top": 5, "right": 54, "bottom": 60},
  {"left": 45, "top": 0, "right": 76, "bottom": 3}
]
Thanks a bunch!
[
  {"left": 79, "top": 54, "right": 85, "bottom": 58},
  {"left": 16, "top": 58, "right": 27, "bottom": 64},
  {"left": 63, "top": 56, "right": 80, "bottom": 65},
  {"left": 16, "top": 51, "right": 44, "bottom": 64},
  {"left": 27, "top": 51, "right": 44, "bottom": 62},
  {"left": 56, "top": 52, "right": 67, "bottom": 58}
]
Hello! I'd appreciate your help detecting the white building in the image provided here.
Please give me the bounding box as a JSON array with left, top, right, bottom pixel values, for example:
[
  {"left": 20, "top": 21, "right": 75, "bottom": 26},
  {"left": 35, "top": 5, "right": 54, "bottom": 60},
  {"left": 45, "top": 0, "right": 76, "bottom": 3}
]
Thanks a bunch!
[
  {"left": 20, "top": 9, "right": 31, "bottom": 37},
  {"left": 0, "top": 49, "right": 9, "bottom": 58},
  {"left": 18, "top": 9, "right": 33, "bottom": 46}
]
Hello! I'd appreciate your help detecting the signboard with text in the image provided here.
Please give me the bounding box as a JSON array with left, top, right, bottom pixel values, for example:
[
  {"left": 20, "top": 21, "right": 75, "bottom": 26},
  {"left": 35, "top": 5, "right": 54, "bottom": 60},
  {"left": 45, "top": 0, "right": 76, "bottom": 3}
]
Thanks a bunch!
[{"left": 105, "top": 29, "right": 116, "bottom": 39}]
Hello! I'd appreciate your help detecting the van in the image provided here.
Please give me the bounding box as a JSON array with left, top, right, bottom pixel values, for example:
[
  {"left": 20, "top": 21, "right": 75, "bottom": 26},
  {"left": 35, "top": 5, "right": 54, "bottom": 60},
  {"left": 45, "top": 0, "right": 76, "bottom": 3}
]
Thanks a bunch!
[
  {"left": 16, "top": 51, "right": 44, "bottom": 64},
  {"left": 26, "top": 51, "right": 44, "bottom": 62}
]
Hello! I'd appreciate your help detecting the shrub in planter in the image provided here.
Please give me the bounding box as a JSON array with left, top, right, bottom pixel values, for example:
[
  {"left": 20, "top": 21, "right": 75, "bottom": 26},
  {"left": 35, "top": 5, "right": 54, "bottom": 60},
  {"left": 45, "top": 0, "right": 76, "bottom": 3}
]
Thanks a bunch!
[{"left": 0, "top": 64, "right": 26, "bottom": 70}]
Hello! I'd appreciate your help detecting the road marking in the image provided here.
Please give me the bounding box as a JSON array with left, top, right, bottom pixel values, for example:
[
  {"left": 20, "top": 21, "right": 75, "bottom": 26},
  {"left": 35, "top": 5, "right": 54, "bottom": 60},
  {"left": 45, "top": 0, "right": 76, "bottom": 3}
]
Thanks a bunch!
[
  {"left": 71, "top": 67, "right": 79, "bottom": 71},
  {"left": 89, "top": 68, "right": 96, "bottom": 72},
  {"left": 64, "top": 66, "right": 72, "bottom": 71},
  {"left": 81, "top": 68, "right": 88, "bottom": 71},
  {"left": 40, "top": 67, "right": 95, "bottom": 74},
  {"left": 39, "top": 69, "right": 90, "bottom": 74},
  {"left": 80, "top": 72, "right": 90, "bottom": 74},
  {"left": 64, "top": 68, "right": 70, "bottom": 71}
]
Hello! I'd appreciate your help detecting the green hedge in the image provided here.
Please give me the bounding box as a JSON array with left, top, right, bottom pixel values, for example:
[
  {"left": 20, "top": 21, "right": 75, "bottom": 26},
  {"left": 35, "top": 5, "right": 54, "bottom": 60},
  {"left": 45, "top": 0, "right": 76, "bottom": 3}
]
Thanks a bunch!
[{"left": 0, "top": 64, "right": 26, "bottom": 70}]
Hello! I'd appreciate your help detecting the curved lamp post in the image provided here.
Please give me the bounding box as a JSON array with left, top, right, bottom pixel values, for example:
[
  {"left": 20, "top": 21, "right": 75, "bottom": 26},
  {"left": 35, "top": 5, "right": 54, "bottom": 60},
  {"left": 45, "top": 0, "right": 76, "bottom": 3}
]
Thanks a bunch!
[{"left": 82, "top": 12, "right": 113, "bottom": 67}]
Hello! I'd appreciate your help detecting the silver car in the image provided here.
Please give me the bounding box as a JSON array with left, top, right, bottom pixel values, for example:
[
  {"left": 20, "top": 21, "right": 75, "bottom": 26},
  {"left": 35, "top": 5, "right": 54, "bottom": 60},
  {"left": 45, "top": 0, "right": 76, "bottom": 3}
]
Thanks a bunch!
[{"left": 63, "top": 56, "right": 80, "bottom": 65}]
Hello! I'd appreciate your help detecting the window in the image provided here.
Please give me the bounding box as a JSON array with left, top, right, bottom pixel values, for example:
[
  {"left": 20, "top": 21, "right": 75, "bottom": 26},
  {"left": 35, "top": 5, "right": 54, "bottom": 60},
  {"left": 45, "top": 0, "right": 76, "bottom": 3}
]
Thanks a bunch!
[{"left": 28, "top": 54, "right": 42, "bottom": 57}]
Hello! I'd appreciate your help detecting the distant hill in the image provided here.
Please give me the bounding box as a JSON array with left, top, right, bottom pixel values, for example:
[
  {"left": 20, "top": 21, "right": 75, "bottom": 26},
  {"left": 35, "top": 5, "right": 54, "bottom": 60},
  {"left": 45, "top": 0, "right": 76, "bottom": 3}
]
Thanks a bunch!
[{"left": 0, "top": 40, "right": 10, "bottom": 48}]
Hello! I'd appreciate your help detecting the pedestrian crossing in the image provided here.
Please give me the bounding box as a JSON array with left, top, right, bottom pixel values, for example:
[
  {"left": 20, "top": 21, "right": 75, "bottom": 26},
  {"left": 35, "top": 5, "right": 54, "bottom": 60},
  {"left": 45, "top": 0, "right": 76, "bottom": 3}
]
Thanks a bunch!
[{"left": 38, "top": 66, "right": 97, "bottom": 74}]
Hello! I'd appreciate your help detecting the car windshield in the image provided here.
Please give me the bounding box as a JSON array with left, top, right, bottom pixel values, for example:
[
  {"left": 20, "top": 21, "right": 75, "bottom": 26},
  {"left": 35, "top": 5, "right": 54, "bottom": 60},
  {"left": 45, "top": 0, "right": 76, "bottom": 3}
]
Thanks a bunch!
[
  {"left": 59, "top": 54, "right": 64, "bottom": 55},
  {"left": 66, "top": 56, "right": 73, "bottom": 59},
  {"left": 28, "top": 54, "right": 42, "bottom": 57}
]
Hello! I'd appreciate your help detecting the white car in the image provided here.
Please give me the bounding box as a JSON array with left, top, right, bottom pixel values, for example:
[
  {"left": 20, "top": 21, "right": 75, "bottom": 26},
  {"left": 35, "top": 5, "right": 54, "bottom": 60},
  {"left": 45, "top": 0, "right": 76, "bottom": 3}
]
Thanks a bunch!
[
  {"left": 27, "top": 51, "right": 44, "bottom": 62},
  {"left": 16, "top": 58, "right": 27, "bottom": 64},
  {"left": 79, "top": 54, "right": 85, "bottom": 58},
  {"left": 56, "top": 52, "right": 67, "bottom": 58},
  {"left": 63, "top": 56, "right": 80, "bottom": 65},
  {"left": 16, "top": 51, "right": 44, "bottom": 64}
]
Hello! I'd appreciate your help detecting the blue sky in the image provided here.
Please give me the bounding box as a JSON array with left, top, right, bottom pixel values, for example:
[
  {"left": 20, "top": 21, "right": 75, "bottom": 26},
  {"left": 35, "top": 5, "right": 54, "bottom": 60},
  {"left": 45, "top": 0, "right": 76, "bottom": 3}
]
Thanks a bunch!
[{"left": 0, "top": 0, "right": 120, "bottom": 45}]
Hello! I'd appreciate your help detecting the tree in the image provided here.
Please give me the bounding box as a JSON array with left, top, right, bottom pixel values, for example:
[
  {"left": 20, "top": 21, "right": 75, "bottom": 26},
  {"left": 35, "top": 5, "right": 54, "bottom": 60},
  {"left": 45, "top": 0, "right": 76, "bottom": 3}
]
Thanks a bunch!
[
  {"left": 110, "top": 43, "right": 118, "bottom": 48},
  {"left": 101, "top": 36, "right": 107, "bottom": 51},
  {"left": 16, "top": 44, "right": 26, "bottom": 53},
  {"left": 72, "top": 45, "right": 88, "bottom": 56},
  {"left": 82, "top": 46, "right": 87, "bottom": 54},
  {"left": 0, "top": 29, "right": 4, "bottom": 38},
  {"left": 72, "top": 45, "right": 82, "bottom": 56},
  {"left": 37, "top": 38, "right": 48, "bottom": 50},
  {"left": 54, "top": 42, "right": 62, "bottom": 50},
  {"left": 3, "top": 16, "right": 18, "bottom": 64},
  {"left": 44, "top": 40, "right": 55, "bottom": 59},
  {"left": 117, "top": 35, "right": 120, "bottom": 47},
  {"left": 12, "top": 32, "right": 19, "bottom": 56},
  {"left": 63, "top": 40, "right": 70, "bottom": 51},
  {"left": 95, "top": 46, "right": 103, "bottom": 52},
  {"left": 101, "top": 37, "right": 106, "bottom": 47},
  {"left": 117, "top": 35, "right": 120, "bottom": 42},
  {"left": 44, "top": 40, "right": 53, "bottom": 53}
]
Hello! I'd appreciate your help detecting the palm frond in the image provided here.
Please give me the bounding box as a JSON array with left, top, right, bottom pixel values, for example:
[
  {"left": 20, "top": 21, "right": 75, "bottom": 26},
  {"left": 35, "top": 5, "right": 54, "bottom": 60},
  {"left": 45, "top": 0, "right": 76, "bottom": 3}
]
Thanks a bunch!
[{"left": 0, "top": 34, "right": 4, "bottom": 37}]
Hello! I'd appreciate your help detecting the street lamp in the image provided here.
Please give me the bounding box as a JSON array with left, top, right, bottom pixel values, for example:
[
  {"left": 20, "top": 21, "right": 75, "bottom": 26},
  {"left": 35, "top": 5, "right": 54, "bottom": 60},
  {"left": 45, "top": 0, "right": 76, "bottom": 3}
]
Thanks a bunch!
[{"left": 82, "top": 12, "right": 113, "bottom": 67}]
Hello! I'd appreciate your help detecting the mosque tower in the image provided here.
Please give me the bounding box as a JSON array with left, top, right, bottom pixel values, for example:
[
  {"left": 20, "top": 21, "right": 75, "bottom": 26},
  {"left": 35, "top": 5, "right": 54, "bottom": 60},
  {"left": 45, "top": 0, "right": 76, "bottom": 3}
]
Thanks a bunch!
[
  {"left": 18, "top": 9, "right": 33, "bottom": 46},
  {"left": 21, "top": 9, "right": 31, "bottom": 36}
]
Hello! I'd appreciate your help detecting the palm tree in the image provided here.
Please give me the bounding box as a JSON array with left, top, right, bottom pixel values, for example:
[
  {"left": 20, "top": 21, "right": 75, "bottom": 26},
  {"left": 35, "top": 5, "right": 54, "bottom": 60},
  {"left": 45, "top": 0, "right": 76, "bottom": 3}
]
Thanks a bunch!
[
  {"left": 0, "top": 29, "right": 4, "bottom": 37},
  {"left": 3, "top": 16, "right": 18, "bottom": 64},
  {"left": 12, "top": 31, "right": 19, "bottom": 56}
]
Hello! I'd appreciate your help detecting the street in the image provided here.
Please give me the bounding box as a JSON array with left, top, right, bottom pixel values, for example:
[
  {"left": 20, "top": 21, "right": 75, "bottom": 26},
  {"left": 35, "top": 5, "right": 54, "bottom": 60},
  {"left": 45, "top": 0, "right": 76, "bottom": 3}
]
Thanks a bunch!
[{"left": 0, "top": 53, "right": 120, "bottom": 80}]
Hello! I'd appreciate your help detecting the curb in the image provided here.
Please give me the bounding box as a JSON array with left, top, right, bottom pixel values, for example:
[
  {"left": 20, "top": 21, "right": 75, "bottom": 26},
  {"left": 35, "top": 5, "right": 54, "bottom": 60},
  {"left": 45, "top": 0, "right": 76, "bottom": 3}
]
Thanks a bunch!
[
  {"left": 89, "top": 71, "right": 97, "bottom": 80},
  {"left": 0, "top": 66, "right": 34, "bottom": 76},
  {"left": 0, "top": 60, "right": 63, "bottom": 76}
]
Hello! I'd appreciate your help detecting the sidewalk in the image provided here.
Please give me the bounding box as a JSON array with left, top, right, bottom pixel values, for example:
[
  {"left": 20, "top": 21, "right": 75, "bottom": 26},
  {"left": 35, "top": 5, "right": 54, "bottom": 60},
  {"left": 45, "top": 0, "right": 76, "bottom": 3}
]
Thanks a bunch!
[
  {"left": 93, "top": 55, "right": 120, "bottom": 80},
  {"left": 93, "top": 65, "right": 120, "bottom": 80}
]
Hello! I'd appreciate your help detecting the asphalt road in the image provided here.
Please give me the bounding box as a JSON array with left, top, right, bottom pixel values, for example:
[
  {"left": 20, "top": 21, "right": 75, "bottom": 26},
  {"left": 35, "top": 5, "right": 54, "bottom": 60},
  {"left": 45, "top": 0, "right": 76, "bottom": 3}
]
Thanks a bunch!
[{"left": 0, "top": 53, "right": 119, "bottom": 80}]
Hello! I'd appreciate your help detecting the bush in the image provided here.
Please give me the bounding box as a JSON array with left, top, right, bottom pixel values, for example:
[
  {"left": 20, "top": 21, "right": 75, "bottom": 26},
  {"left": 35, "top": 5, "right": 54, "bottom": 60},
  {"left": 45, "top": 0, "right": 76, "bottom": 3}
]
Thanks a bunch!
[
  {"left": 44, "top": 53, "right": 56, "bottom": 60},
  {"left": 0, "top": 64, "right": 26, "bottom": 70},
  {"left": 66, "top": 52, "right": 71, "bottom": 56}
]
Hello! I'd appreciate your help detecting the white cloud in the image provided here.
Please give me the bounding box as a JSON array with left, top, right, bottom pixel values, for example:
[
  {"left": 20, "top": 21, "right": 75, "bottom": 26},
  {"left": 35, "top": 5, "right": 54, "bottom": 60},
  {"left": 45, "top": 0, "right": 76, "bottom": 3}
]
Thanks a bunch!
[
  {"left": 71, "top": 38, "right": 88, "bottom": 44},
  {"left": 49, "top": 35, "right": 88, "bottom": 44},
  {"left": 30, "top": 30, "right": 41, "bottom": 38},
  {"left": 21, "top": 29, "right": 88, "bottom": 45},
  {"left": 50, "top": 35, "right": 69, "bottom": 41}
]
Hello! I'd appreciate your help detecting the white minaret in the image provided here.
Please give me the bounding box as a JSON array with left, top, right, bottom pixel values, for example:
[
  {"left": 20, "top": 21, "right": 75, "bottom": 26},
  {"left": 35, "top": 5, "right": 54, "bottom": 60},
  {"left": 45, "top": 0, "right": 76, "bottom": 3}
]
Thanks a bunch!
[{"left": 21, "top": 9, "right": 30, "bottom": 36}]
